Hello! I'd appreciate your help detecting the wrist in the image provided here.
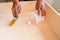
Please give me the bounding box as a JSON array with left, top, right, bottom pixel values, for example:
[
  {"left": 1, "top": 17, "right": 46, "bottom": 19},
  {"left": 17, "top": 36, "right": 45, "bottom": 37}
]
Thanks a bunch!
[{"left": 13, "top": 0, "right": 19, "bottom": 4}]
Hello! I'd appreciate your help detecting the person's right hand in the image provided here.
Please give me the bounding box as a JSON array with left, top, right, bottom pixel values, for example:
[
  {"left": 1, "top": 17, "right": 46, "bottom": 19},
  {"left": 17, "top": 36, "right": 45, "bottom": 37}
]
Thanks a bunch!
[
  {"left": 12, "top": 1, "right": 21, "bottom": 18},
  {"left": 36, "top": 0, "right": 46, "bottom": 16}
]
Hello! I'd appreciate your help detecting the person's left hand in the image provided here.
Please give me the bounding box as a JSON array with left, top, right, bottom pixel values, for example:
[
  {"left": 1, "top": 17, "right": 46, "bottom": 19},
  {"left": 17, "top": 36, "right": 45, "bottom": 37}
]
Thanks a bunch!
[{"left": 36, "top": 0, "right": 46, "bottom": 16}]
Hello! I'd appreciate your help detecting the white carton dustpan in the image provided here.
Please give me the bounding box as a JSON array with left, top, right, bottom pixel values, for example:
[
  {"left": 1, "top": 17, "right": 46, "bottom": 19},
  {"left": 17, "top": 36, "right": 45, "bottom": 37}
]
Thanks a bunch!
[{"left": 18, "top": 10, "right": 44, "bottom": 24}]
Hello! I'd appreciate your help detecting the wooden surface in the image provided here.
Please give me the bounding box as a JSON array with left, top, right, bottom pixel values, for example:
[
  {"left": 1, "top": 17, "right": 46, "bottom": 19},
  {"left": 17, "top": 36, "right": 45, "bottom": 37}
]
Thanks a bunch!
[
  {"left": 46, "top": 3, "right": 60, "bottom": 38},
  {"left": 0, "top": 1, "right": 60, "bottom": 40}
]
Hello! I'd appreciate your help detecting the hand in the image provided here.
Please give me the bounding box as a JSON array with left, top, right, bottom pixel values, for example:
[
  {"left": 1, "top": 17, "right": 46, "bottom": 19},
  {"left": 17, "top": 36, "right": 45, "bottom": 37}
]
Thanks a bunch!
[
  {"left": 36, "top": 0, "right": 46, "bottom": 16},
  {"left": 12, "top": 1, "right": 21, "bottom": 18}
]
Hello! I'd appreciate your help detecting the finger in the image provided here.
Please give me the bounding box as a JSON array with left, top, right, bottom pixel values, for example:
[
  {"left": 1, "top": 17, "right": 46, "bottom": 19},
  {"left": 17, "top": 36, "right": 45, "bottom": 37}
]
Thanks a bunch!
[
  {"left": 36, "top": 3, "right": 38, "bottom": 10},
  {"left": 12, "top": 8, "right": 16, "bottom": 17},
  {"left": 42, "top": 10, "right": 46, "bottom": 16},
  {"left": 38, "top": 8, "right": 41, "bottom": 16},
  {"left": 41, "top": 8, "right": 46, "bottom": 16},
  {"left": 18, "top": 6, "right": 21, "bottom": 14},
  {"left": 41, "top": 4, "right": 46, "bottom": 16},
  {"left": 15, "top": 8, "right": 19, "bottom": 17}
]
